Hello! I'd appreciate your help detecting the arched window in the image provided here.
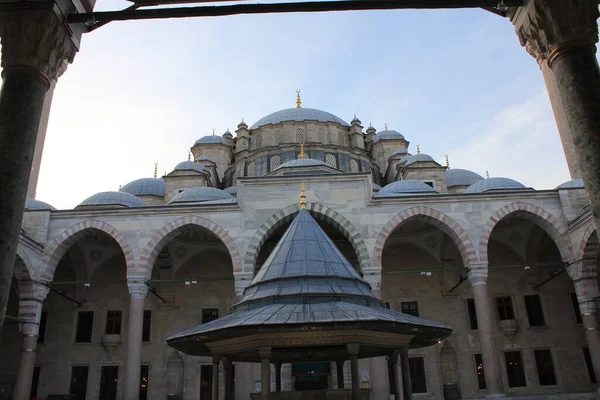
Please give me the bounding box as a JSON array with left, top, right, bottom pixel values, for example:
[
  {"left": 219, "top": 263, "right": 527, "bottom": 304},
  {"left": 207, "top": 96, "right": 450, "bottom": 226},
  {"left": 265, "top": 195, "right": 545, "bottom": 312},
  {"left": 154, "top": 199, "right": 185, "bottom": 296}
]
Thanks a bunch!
[
  {"left": 350, "top": 159, "right": 359, "bottom": 172},
  {"left": 326, "top": 154, "right": 337, "bottom": 168},
  {"left": 317, "top": 128, "right": 327, "bottom": 143},
  {"left": 270, "top": 155, "right": 282, "bottom": 170},
  {"left": 296, "top": 128, "right": 305, "bottom": 143},
  {"left": 338, "top": 132, "right": 347, "bottom": 146},
  {"left": 247, "top": 161, "right": 256, "bottom": 177},
  {"left": 275, "top": 130, "right": 283, "bottom": 145},
  {"left": 254, "top": 133, "right": 262, "bottom": 149}
]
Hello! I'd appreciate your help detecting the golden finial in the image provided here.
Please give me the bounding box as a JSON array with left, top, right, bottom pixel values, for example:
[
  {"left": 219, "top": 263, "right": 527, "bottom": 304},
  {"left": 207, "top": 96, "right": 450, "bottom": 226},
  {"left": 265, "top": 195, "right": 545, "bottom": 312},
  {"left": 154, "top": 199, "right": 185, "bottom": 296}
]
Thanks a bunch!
[
  {"left": 300, "top": 182, "right": 306, "bottom": 210},
  {"left": 296, "top": 90, "right": 302, "bottom": 109},
  {"left": 188, "top": 151, "right": 191, "bottom": 161},
  {"left": 298, "top": 143, "right": 308, "bottom": 159},
  {"left": 416, "top": 145, "right": 421, "bottom": 154},
  {"left": 486, "top": 170, "right": 490, "bottom": 178},
  {"left": 384, "top": 123, "right": 388, "bottom": 131},
  {"left": 154, "top": 163, "right": 158, "bottom": 178},
  {"left": 445, "top": 155, "right": 449, "bottom": 169}
]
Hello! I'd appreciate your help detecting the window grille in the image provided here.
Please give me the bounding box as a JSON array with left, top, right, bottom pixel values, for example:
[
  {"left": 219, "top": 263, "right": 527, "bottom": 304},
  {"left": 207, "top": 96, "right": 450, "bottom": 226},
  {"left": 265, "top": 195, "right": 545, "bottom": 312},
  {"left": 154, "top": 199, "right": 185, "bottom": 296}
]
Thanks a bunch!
[
  {"left": 254, "top": 133, "right": 262, "bottom": 149},
  {"left": 275, "top": 130, "right": 283, "bottom": 145},
  {"left": 326, "top": 154, "right": 337, "bottom": 168},
  {"left": 338, "top": 132, "right": 347, "bottom": 146},
  {"left": 350, "top": 160, "right": 359, "bottom": 172},
  {"left": 317, "top": 128, "right": 326, "bottom": 143},
  {"left": 247, "top": 161, "right": 256, "bottom": 177},
  {"left": 270, "top": 155, "right": 282, "bottom": 170},
  {"left": 296, "top": 128, "right": 305, "bottom": 142}
]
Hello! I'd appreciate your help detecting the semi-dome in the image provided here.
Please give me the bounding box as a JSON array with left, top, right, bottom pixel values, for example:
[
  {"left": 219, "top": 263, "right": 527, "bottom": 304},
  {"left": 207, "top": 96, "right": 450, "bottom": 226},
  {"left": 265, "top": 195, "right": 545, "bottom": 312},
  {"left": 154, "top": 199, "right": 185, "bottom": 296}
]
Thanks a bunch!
[
  {"left": 556, "top": 178, "right": 584, "bottom": 189},
  {"left": 376, "top": 180, "right": 438, "bottom": 197},
  {"left": 276, "top": 158, "right": 329, "bottom": 170},
  {"left": 400, "top": 153, "right": 436, "bottom": 166},
  {"left": 79, "top": 191, "right": 146, "bottom": 208},
  {"left": 169, "top": 187, "right": 233, "bottom": 204},
  {"left": 464, "top": 177, "right": 527, "bottom": 193},
  {"left": 445, "top": 169, "right": 484, "bottom": 188},
  {"left": 120, "top": 178, "right": 166, "bottom": 197},
  {"left": 373, "top": 130, "right": 405, "bottom": 142},
  {"left": 172, "top": 161, "right": 206, "bottom": 174},
  {"left": 250, "top": 108, "right": 349, "bottom": 130},
  {"left": 194, "top": 135, "right": 227, "bottom": 145},
  {"left": 25, "top": 199, "right": 56, "bottom": 211}
]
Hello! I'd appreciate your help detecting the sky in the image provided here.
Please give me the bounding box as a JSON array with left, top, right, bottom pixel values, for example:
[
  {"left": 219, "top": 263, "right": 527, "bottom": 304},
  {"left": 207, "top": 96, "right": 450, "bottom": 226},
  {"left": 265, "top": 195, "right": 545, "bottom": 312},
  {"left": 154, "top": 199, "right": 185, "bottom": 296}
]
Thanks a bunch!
[{"left": 27, "top": 1, "right": 578, "bottom": 209}]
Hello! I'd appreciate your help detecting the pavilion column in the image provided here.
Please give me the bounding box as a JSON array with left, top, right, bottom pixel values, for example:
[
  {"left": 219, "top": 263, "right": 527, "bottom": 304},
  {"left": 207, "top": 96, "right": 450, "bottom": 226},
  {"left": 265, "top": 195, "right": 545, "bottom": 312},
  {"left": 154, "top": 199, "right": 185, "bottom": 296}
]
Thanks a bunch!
[
  {"left": 12, "top": 284, "right": 49, "bottom": 400},
  {"left": 212, "top": 355, "right": 221, "bottom": 400},
  {"left": 391, "top": 351, "right": 402, "bottom": 400},
  {"left": 468, "top": 264, "right": 504, "bottom": 397},
  {"left": 347, "top": 344, "right": 360, "bottom": 400},
  {"left": 259, "top": 347, "right": 271, "bottom": 400},
  {"left": 275, "top": 362, "right": 282, "bottom": 392},
  {"left": 399, "top": 348, "right": 412, "bottom": 400},
  {"left": 222, "top": 358, "right": 233, "bottom": 400},
  {"left": 336, "top": 360, "right": 345, "bottom": 389},
  {"left": 0, "top": 8, "right": 77, "bottom": 334},
  {"left": 369, "top": 356, "right": 390, "bottom": 400},
  {"left": 512, "top": 0, "right": 600, "bottom": 236},
  {"left": 234, "top": 362, "right": 254, "bottom": 400},
  {"left": 123, "top": 282, "right": 148, "bottom": 400}
]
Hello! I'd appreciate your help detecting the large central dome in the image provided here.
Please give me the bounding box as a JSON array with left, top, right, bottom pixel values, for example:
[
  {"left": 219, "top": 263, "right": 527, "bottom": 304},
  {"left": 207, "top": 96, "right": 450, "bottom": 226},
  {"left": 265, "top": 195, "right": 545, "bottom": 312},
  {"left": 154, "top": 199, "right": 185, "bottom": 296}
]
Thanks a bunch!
[{"left": 250, "top": 108, "right": 349, "bottom": 130}]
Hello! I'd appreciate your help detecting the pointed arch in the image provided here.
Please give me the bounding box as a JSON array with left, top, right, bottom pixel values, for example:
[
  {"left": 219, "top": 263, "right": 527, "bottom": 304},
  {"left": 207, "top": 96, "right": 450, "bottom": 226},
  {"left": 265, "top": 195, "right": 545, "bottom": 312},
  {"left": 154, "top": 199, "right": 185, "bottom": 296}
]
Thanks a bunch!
[
  {"left": 373, "top": 206, "right": 477, "bottom": 271},
  {"left": 14, "top": 245, "right": 33, "bottom": 281},
  {"left": 140, "top": 215, "right": 241, "bottom": 279},
  {"left": 41, "top": 220, "right": 135, "bottom": 282},
  {"left": 578, "top": 222, "right": 597, "bottom": 261},
  {"left": 243, "top": 202, "right": 371, "bottom": 273},
  {"left": 478, "top": 202, "right": 573, "bottom": 263}
]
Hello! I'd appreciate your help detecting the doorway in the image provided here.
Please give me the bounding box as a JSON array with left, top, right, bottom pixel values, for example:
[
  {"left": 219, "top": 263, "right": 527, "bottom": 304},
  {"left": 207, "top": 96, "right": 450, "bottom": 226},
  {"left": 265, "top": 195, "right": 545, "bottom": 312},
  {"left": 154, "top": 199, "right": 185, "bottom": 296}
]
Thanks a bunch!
[{"left": 200, "top": 365, "right": 213, "bottom": 400}]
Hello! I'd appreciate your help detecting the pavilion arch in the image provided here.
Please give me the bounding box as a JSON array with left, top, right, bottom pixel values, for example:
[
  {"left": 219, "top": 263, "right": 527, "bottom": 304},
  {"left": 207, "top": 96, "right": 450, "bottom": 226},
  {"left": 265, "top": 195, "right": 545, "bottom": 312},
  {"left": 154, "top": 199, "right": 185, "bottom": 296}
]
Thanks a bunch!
[
  {"left": 243, "top": 202, "right": 371, "bottom": 273},
  {"left": 41, "top": 220, "right": 135, "bottom": 282},
  {"left": 372, "top": 206, "right": 478, "bottom": 271},
  {"left": 478, "top": 202, "right": 574, "bottom": 264},
  {"left": 140, "top": 215, "right": 241, "bottom": 280},
  {"left": 14, "top": 244, "right": 34, "bottom": 281}
]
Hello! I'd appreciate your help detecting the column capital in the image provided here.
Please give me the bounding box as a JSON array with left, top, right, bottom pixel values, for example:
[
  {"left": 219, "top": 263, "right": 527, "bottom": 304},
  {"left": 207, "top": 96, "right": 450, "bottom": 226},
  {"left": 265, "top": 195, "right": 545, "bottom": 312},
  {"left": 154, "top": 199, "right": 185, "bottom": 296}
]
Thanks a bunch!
[
  {"left": 258, "top": 347, "right": 272, "bottom": 359},
  {"left": 0, "top": 8, "right": 78, "bottom": 86},
  {"left": 222, "top": 358, "right": 232, "bottom": 369},
  {"left": 212, "top": 354, "right": 221, "bottom": 364},
  {"left": 467, "top": 263, "right": 488, "bottom": 286},
  {"left": 20, "top": 322, "right": 40, "bottom": 336},
  {"left": 512, "top": 0, "right": 599, "bottom": 67},
  {"left": 128, "top": 282, "right": 149, "bottom": 299},
  {"left": 346, "top": 343, "right": 360, "bottom": 355}
]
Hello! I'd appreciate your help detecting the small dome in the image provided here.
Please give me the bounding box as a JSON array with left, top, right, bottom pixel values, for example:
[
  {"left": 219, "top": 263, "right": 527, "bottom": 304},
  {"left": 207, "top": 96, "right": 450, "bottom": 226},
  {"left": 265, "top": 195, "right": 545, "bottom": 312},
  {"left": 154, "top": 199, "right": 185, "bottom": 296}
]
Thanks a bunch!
[
  {"left": 351, "top": 115, "right": 361, "bottom": 124},
  {"left": 194, "top": 135, "right": 227, "bottom": 145},
  {"left": 400, "top": 153, "right": 436, "bottom": 166},
  {"left": 464, "top": 177, "right": 527, "bottom": 193},
  {"left": 79, "top": 191, "right": 146, "bottom": 207},
  {"left": 173, "top": 161, "right": 206, "bottom": 174},
  {"left": 445, "top": 169, "right": 484, "bottom": 187},
  {"left": 250, "top": 108, "right": 349, "bottom": 130},
  {"left": 169, "top": 187, "right": 233, "bottom": 204},
  {"left": 276, "top": 158, "right": 329, "bottom": 170},
  {"left": 223, "top": 186, "right": 238, "bottom": 195},
  {"left": 376, "top": 180, "right": 438, "bottom": 197},
  {"left": 373, "top": 130, "right": 405, "bottom": 142},
  {"left": 556, "top": 178, "right": 584, "bottom": 189},
  {"left": 25, "top": 199, "right": 55, "bottom": 211},
  {"left": 223, "top": 130, "right": 233, "bottom": 136},
  {"left": 120, "top": 178, "right": 165, "bottom": 197}
]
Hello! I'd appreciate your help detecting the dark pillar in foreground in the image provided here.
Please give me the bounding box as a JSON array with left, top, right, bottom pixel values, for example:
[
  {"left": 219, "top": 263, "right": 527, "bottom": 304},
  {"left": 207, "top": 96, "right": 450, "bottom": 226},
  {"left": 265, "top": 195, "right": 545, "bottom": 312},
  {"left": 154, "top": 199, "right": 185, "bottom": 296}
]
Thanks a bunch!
[
  {"left": 513, "top": 0, "right": 600, "bottom": 236},
  {"left": 399, "top": 348, "right": 412, "bottom": 400},
  {"left": 259, "top": 347, "right": 271, "bottom": 400},
  {"left": 0, "top": 8, "right": 77, "bottom": 337},
  {"left": 347, "top": 344, "right": 360, "bottom": 400},
  {"left": 274, "top": 362, "right": 282, "bottom": 392},
  {"left": 391, "top": 351, "right": 402, "bottom": 400},
  {"left": 336, "top": 360, "right": 345, "bottom": 389},
  {"left": 212, "top": 355, "right": 220, "bottom": 400}
]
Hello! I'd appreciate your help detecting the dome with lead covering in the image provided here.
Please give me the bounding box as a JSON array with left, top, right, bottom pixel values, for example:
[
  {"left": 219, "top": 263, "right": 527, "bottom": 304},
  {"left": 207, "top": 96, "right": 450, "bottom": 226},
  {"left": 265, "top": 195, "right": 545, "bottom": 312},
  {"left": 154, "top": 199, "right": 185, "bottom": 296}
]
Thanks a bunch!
[
  {"left": 173, "top": 161, "right": 206, "bottom": 174},
  {"left": 464, "top": 177, "right": 527, "bottom": 193},
  {"left": 250, "top": 108, "right": 349, "bottom": 130},
  {"left": 194, "top": 135, "right": 227, "bottom": 145},
  {"left": 445, "top": 169, "right": 484, "bottom": 188},
  {"left": 276, "top": 159, "right": 329, "bottom": 169},
  {"left": 373, "top": 130, "right": 405, "bottom": 142},
  {"left": 169, "top": 187, "right": 233, "bottom": 204},
  {"left": 79, "top": 191, "right": 146, "bottom": 208},
  {"left": 376, "top": 180, "right": 438, "bottom": 197},
  {"left": 120, "top": 178, "right": 165, "bottom": 197},
  {"left": 25, "top": 199, "right": 56, "bottom": 211},
  {"left": 556, "top": 178, "right": 584, "bottom": 189},
  {"left": 400, "top": 154, "right": 436, "bottom": 166}
]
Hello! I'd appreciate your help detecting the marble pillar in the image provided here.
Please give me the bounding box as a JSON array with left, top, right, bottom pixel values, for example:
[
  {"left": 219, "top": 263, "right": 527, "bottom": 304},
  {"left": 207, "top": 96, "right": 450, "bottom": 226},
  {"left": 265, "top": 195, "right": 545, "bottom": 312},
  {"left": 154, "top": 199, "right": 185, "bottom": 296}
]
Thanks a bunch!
[
  {"left": 468, "top": 265, "right": 504, "bottom": 397},
  {"left": 336, "top": 360, "right": 345, "bottom": 389},
  {"left": 235, "top": 362, "right": 254, "bottom": 400},
  {"left": 513, "top": 0, "right": 600, "bottom": 236},
  {"left": 222, "top": 358, "right": 232, "bottom": 400},
  {"left": 259, "top": 347, "right": 271, "bottom": 400},
  {"left": 275, "top": 362, "right": 282, "bottom": 392},
  {"left": 391, "top": 351, "right": 402, "bottom": 400},
  {"left": 370, "top": 356, "right": 390, "bottom": 400},
  {"left": 399, "top": 349, "right": 412, "bottom": 400},
  {"left": 212, "top": 356, "right": 221, "bottom": 400},
  {"left": 0, "top": 8, "right": 77, "bottom": 335},
  {"left": 123, "top": 283, "right": 148, "bottom": 400},
  {"left": 347, "top": 344, "right": 360, "bottom": 400}
]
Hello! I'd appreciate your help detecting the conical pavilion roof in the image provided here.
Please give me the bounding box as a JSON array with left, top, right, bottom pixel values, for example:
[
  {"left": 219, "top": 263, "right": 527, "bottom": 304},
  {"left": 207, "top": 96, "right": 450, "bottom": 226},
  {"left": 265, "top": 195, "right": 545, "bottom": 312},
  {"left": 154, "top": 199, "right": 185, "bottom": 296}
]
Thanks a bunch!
[{"left": 167, "top": 210, "right": 451, "bottom": 357}]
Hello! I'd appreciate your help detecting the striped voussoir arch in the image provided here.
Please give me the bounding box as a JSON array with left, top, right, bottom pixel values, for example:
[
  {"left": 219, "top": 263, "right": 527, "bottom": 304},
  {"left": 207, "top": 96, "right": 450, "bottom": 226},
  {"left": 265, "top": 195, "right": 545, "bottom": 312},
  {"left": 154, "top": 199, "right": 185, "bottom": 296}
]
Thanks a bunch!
[
  {"left": 243, "top": 202, "right": 371, "bottom": 274},
  {"left": 372, "top": 206, "right": 477, "bottom": 271},
  {"left": 14, "top": 244, "right": 34, "bottom": 281},
  {"left": 140, "top": 215, "right": 242, "bottom": 279},
  {"left": 579, "top": 222, "right": 597, "bottom": 262},
  {"left": 478, "top": 201, "right": 573, "bottom": 264},
  {"left": 41, "top": 220, "right": 135, "bottom": 282}
]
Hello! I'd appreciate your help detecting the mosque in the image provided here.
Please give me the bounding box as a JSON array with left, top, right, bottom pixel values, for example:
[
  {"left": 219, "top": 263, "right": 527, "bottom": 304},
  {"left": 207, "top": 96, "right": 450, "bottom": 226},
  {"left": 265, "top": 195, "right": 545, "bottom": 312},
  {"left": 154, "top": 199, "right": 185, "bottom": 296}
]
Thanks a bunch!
[{"left": 1, "top": 93, "right": 598, "bottom": 400}]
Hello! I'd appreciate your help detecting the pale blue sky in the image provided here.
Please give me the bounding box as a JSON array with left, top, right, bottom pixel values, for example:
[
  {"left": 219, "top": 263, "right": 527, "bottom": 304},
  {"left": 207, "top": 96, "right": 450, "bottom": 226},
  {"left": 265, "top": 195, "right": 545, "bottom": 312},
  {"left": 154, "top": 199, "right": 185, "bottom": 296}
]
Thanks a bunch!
[{"left": 34, "top": 1, "right": 575, "bottom": 208}]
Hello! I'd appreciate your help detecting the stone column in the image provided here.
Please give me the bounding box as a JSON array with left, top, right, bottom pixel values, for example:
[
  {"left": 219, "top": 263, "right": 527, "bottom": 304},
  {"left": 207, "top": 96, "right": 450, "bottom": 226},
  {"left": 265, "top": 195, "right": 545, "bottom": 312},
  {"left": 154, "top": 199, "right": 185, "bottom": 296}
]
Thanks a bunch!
[
  {"left": 0, "top": 8, "right": 77, "bottom": 334},
  {"left": 222, "top": 358, "right": 232, "bottom": 400},
  {"left": 391, "top": 351, "right": 402, "bottom": 400},
  {"left": 234, "top": 362, "right": 254, "bottom": 400},
  {"left": 336, "top": 360, "right": 345, "bottom": 389},
  {"left": 275, "top": 362, "right": 282, "bottom": 392},
  {"left": 259, "top": 347, "right": 271, "bottom": 400},
  {"left": 347, "top": 344, "right": 360, "bottom": 400},
  {"left": 369, "top": 356, "right": 390, "bottom": 400},
  {"left": 512, "top": 0, "right": 600, "bottom": 235},
  {"left": 212, "top": 355, "right": 221, "bottom": 400},
  {"left": 399, "top": 348, "right": 412, "bottom": 400},
  {"left": 12, "top": 283, "right": 49, "bottom": 400},
  {"left": 123, "top": 282, "right": 148, "bottom": 400},
  {"left": 468, "top": 265, "right": 504, "bottom": 397}
]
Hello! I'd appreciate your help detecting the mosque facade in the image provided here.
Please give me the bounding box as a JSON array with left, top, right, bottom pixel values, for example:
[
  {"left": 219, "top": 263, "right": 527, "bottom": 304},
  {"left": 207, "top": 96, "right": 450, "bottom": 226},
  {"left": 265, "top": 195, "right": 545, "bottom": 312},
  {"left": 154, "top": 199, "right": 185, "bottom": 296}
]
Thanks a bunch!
[{"left": 1, "top": 97, "right": 598, "bottom": 400}]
